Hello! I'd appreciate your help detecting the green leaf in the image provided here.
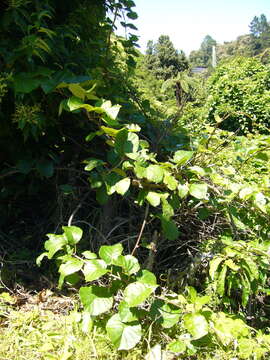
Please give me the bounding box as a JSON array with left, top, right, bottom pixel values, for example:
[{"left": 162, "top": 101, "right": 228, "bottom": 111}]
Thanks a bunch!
[
  {"left": 155, "top": 302, "right": 181, "bottom": 328},
  {"left": 62, "top": 226, "right": 83, "bottom": 245},
  {"left": 96, "top": 185, "right": 109, "bottom": 205},
  {"left": 79, "top": 286, "right": 113, "bottom": 316},
  {"left": 163, "top": 172, "right": 178, "bottom": 190},
  {"left": 115, "top": 178, "right": 131, "bottom": 195},
  {"left": 183, "top": 313, "right": 208, "bottom": 339},
  {"left": 145, "top": 345, "right": 163, "bottom": 360},
  {"left": 161, "top": 216, "right": 179, "bottom": 241},
  {"left": 84, "top": 159, "right": 105, "bottom": 172},
  {"left": 115, "top": 129, "right": 139, "bottom": 157},
  {"left": 36, "top": 160, "right": 54, "bottom": 178},
  {"left": 167, "top": 340, "right": 186, "bottom": 354},
  {"left": 243, "top": 258, "right": 259, "bottom": 280},
  {"left": 101, "top": 101, "right": 121, "bottom": 120},
  {"left": 99, "top": 243, "right": 123, "bottom": 265},
  {"left": 136, "top": 270, "right": 157, "bottom": 285},
  {"left": 44, "top": 234, "right": 68, "bottom": 259},
  {"left": 189, "top": 183, "right": 208, "bottom": 200},
  {"left": 173, "top": 150, "right": 194, "bottom": 165},
  {"left": 126, "top": 11, "right": 138, "bottom": 20},
  {"left": 224, "top": 259, "right": 240, "bottom": 272},
  {"left": 68, "top": 84, "right": 86, "bottom": 100},
  {"left": 16, "top": 158, "right": 34, "bottom": 174},
  {"left": 58, "top": 258, "right": 83, "bottom": 288},
  {"left": 124, "top": 282, "right": 157, "bottom": 307},
  {"left": 82, "top": 251, "right": 97, "bottom": 260},
  {"left": 81, "top": 311, "right": 93, "bottom": 333},
  {"left": 106, "top": 314, "right": 141, "bottom": 350},
  {"left": 114, "top": 255, "right": 140, "bottom": 275},
  {"left": 146, "top": 191, "right": 161, "bottom": 207},
  {"left": 118, "top": 301, "right": 139, "bottom": 322},
  {"left": 178, "top": 183, "right": 189, "bottom": 198},
  {"left": 217, "top": 265, "right": 227, "bottom": 296},
  {"left": 104, "top": 172, "right": 121, "bottom": 195},
  {"left": 145, "top": 165, "right": 164, "bottom": 183},
  {"left": 187, "top": 286, "right": 197, "bottom": 303},
  {"left": 82, "top": 259, "right": 108, "bottom": 282},
  {"left": 67, "top": 96, "right": 85, "bottom": 111},
  {"left": 14, "top": 73, "right": 40, "bottom": 93},
  {"left": 239, "top": 187, "right": 254, "bottom": 200},
  {"left": 189, "top": 165, "right": 206, "bottom": 177},
  {"left": 161, "top": 198, "right": 174, "bottom": 218},
  {"left": 209, "top": 256, "right": 224, "bottom": 280}
]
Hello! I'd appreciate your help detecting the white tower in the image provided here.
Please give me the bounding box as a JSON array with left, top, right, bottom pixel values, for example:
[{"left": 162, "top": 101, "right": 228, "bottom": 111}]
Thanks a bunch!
[{"left": 212, "top": 45, "right": 217, "bottom": 68}]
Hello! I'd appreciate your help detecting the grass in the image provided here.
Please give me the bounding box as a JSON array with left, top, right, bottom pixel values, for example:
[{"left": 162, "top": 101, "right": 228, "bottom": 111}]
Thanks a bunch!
[{"left": 0, "top": 307, "right": 145, "bottom": 360}]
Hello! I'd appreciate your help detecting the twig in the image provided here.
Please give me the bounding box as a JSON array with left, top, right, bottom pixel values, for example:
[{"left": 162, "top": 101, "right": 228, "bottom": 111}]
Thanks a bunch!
[
  {"left": 131, "top": 203, "right": 149, "bottom": 256},
  {"left": 145, "top": 230, "right": 158, "bottom": 271},
  {"left": 67, "top": 192, "right": 90, "bottom": 226}
]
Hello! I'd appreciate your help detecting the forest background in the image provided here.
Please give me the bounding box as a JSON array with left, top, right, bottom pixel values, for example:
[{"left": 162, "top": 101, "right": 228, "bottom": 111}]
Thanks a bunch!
[{"left": 1, "top": 1, "right": 270, "bottom": 359}]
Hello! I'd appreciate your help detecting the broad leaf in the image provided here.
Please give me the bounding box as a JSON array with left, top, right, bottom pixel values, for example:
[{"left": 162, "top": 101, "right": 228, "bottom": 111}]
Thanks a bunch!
[
  {"left": 58, "top": 258, "right": 83, "bottom": 288},
  {"left": 82, "top": 259, "right": 108, "bottom": 282},
  {"left": 146, "top": 191, "right": 161, "bottom": 207},
  {"left": 161, "top": 216, "right": 179, "bottom": 241},
  {"left": 115, "top": 178, "right": 131, "bottom": 195},
  {"left": 183, "top": 313, "right": 208, "bottom": 339},
  {"left": 79, "top": 286, "right": 113, "bottom": 316},
  {"left": 178, "top": 183, "right": 189, "bottom": 198},
  {"left": 167, "top": 340, "right": 186, "bottom": 354},
  {"left": 62, "top": 226, "right": 83, "bottom": 245},
  {"left": 68, "top": 84, "right": 86, "bottom": 100},
  {"left": 189, "top": 183, "right": 208, "bottom": 200},
  {"left": 44, "top": 234, "right": 68, "bottom": 259},
  {"left": 106, "top": 314, "right": 141, "bottom": 350},
  {"left": 118, "top": 301, "right": 138, "bottom": 322},
  {"left": 114, "top": 255, "right": 140, "bottom": 275},
  {"left": 36, "top": 160, "right": 54, "bottom": 178},
  {"left": 217, "top": 265, "right": 227, "bottom": 296},
  {"left": 145, "top": 165, "right": 164, "bottom": 183},
  {"left": 173, "top": 150, "right": 194, "bottom": 165},
  {"left": 209, "top": 256, "right": 224, "bottom": 280},
  {"left": 82, "top": 251, "right": 97, "bottom": 260},
  {"left": 99, "top": 243, "right": 123, "bottom": 265},
  {"left": 84, "top": 159, "right": 105, "bottom": 172},
  {"left": 136, "top": 270, "right": 157, "bottom": 285},
  {"left": 124, "top": 282, "right": 156, "bottom": 307},
  {"left": 151, "top": 300, "right": 181, "bottom": 328}
]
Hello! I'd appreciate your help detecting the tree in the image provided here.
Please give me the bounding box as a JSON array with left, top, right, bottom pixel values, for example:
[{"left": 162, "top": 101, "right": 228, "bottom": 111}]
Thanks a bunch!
[
  {"left": 189, "top": 35, "right": 217, "bottom": 67},
  {"left": 249, "top": 14, "right": 270, "bottom": 54},
  {"left": 144, "top": 35, "right": 189, "bottom": 80}
]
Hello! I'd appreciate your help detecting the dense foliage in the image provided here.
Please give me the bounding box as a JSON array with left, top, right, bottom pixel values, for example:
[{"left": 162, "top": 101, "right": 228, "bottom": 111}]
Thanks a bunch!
[
  {"left": 1, "top": 1, "right": 270, "bottom": 359},
  {"left": 205, "top": 57, "right": 270, "bottom": 133}
]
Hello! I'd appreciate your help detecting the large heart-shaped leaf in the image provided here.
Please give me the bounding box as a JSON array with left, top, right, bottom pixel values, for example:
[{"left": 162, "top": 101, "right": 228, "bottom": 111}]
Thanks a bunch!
[
  {"left": 79, "top": 286, "right": 113, "bottom": 316},
  {"left": 113, "top": 255, "right": 140, "bottom": 275},
  {"left": 115, "top": 178, "right": 131, "bottom": 195},
  {"left": 183, "top": 313, "right": 208, "bottom": 339},
  {"left": 106, "top": 314, "right": 142, "bottom": 350},
  {"left": 58, "top": 258, "right": 83, "bottom": 287},
  {"left": 189, "top": 183, "right": 208, "bottom": 200},
  {"left": 62, "top": 226, "right": 83, "bottom": 245},
  {"left": 145, "top": 165, "right": 164, "bottom": 184},
  {"left": 99, "top": 243, "right": 123, "bottom": 265},
  {"left": 173, "top": 150, "right": 194, "bottom": 165},
  {"left": 44, "top": 234, "right": 68, "bottom": 259},
  {"left": 124, "top": 282, "right": 156, "bottom": 307},
  {"left": 82, "top": 259, "right": 108, "bottom": 282}
]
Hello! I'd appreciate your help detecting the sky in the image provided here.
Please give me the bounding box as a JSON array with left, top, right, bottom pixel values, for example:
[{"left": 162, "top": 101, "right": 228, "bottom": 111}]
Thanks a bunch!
[{"left": 118, "top": 0, "right": 270, "bottom": 55}]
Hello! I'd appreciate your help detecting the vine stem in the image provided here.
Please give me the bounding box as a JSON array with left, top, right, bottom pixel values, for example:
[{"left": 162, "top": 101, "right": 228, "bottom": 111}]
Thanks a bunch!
[{"left": 131, "top": 203, "right": 149, "bottom": 256}]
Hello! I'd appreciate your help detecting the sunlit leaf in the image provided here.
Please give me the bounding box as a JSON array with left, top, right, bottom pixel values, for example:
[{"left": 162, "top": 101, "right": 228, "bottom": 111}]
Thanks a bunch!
[{"left": 106, "top": 314, "right": 141, "bottom": 350}]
